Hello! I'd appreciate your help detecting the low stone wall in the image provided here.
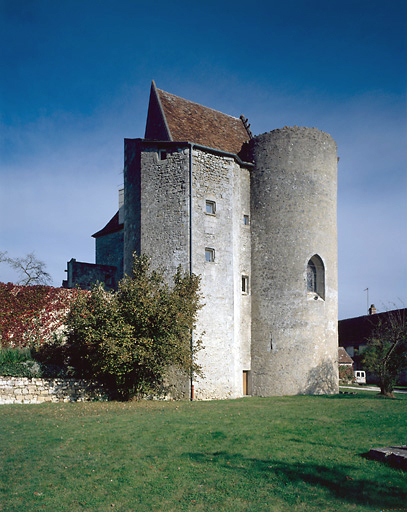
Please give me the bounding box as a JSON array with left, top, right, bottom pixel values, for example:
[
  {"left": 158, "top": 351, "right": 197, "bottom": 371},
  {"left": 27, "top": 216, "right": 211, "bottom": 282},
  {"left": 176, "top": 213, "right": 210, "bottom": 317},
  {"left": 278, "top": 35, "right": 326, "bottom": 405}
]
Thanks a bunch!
[{"left": 0, "top": 377, "right": 107, "bottom": 404}]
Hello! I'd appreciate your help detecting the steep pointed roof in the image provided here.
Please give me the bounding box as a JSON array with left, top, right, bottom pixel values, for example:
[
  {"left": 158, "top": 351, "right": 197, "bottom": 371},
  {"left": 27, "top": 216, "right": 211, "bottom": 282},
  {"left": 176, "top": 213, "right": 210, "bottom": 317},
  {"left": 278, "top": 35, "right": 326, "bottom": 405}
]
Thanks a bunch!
[
  {"left": 145, "top": 81, "right": 251, "bottom": 155},
  {"left": 92, "top": 211, "right": 123, "bottom": 238},
  {"left": 338, "top": 347, "right": 354, "bottom": 364}
]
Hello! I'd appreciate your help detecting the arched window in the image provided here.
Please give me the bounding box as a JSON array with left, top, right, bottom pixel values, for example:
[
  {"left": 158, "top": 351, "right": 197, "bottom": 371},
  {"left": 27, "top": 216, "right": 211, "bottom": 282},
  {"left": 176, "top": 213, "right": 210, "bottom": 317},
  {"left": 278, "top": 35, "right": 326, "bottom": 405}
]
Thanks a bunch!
[
  {"left": 307, "top": 254, "right": 325, "bottom": 300},
  {"left": 307, "top": 260, "right": 317, "bottom": 293}
]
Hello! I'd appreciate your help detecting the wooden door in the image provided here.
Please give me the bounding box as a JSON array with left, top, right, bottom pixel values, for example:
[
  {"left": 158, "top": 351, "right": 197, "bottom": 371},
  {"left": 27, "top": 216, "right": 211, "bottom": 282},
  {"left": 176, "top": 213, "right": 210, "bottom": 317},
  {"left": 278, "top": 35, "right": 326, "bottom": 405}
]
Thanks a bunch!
[{"left": 243, "top": 371, "right": 248, "bottom": 395}]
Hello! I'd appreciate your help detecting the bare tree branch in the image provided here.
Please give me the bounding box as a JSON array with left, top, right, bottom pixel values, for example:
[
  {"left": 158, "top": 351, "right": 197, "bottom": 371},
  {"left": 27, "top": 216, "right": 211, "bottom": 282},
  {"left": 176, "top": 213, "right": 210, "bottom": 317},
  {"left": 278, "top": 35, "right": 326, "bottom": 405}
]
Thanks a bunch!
[{"left": 2, "top": 252, "right": 52, "bottom": 285}]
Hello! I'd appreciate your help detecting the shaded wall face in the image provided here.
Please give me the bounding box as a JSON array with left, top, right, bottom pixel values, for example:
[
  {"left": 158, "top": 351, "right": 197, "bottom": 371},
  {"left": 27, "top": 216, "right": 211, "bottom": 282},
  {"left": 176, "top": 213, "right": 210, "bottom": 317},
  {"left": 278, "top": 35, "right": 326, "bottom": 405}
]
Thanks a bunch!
[
  {"left": 95, "top": 230, "right": 124, "bottom": 281},
  {"left": 250, "top": 127, "right": 338, "bottom": 396},
  {"left": 123, "top": 140, "right": 142, "bottom": 276},
  {"left": 123, "top": 144, "right": 191, "bottom": 398},
  {"left": 66, "top": 260, "right": 117, "bottom": 290},
  {"left": 140, "top": 148, "right": 190, "bottom": 279},
  {"left": 124, "top": 142, "right": 190, "bottom": 279}
]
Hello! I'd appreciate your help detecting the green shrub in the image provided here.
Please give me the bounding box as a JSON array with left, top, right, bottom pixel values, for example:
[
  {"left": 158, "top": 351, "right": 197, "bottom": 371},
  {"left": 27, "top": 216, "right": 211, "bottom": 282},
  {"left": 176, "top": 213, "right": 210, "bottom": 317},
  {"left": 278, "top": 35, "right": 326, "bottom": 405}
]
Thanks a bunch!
[
  {"left": 339, "top": 365, "right": 354, "bottom": 384},
  {"left": 0, "top": 349, "right": 38, "bottom": 377},
  {"left": 0, "top": 347, "right": 32, "bottom": 365},
  {"left": 30, "top": 333, "right": 70, "bottom": 376},
  {"left": 63, "top": 255, "right": 203, "bottom": 399},
  {"left": 0, "top": 360, "right": 42, "bottom": 378},
  {"left": 0, "top": 346, "right": 67, "bottom": 378}
]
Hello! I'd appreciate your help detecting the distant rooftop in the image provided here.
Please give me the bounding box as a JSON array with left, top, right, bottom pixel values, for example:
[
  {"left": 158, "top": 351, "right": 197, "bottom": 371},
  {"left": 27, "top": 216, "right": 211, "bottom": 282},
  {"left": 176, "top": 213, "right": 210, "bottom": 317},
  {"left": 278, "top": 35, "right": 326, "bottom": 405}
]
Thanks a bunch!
[
  {"left": 339, "top": 308, "right": 407, "bottom": 346},
  {"left": 338, "top": 347, "right": 353, "bottom": 364}
]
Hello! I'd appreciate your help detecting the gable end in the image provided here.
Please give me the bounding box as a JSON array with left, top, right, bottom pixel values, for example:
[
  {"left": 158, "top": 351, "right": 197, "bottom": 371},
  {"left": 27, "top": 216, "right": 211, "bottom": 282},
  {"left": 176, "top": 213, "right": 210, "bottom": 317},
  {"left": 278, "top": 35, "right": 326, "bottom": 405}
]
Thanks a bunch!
[{"left": 145, "top": 80, "right": 173, "bottom": 141}]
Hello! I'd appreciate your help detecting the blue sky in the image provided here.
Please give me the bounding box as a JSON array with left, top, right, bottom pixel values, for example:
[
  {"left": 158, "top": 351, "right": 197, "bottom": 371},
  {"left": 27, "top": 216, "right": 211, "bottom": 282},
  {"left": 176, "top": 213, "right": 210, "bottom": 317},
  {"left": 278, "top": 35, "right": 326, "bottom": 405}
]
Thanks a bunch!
[{"left": 0, "top": 0, "right": 406, "bottom": 319}]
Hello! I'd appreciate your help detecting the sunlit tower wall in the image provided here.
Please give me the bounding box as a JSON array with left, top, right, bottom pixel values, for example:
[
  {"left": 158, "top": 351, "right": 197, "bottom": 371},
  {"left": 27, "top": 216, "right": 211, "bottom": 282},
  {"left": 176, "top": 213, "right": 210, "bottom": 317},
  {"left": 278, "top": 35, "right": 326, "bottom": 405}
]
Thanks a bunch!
[{"left": 249, "top": 127, "right": 339, "bottom": 396}]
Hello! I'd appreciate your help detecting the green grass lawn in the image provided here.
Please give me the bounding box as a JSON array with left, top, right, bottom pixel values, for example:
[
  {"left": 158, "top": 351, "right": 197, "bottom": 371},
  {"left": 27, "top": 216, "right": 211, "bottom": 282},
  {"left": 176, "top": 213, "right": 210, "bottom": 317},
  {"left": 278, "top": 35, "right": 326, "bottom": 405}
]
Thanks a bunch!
[{"left": 1, "top": 390, "right": 406, "bottom": 512}]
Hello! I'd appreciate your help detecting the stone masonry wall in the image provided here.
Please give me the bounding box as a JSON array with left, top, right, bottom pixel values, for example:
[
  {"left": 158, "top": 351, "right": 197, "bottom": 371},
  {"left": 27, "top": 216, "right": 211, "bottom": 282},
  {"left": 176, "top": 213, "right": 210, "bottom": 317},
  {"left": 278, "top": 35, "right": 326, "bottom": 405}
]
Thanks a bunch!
[
  {"left": 124, "top": 142, "right": 191, "bottom": 397},
  {"left": 125, "top": 143, "right": 252, "bottom": 400},
  {"left": 191, "top": 149, "right": 251, "bottom": 400},
  {"left": 64, "top": 259, "right": 117, "bottom": 290},
  {"left": 139, "top": 147, "right": 190, "bottom": 279},
  {"left": 123, "top": 139, "right": 141, "bottom": 275},
  {"left": 96, "top": 229, "right": 124, "bottom": 281},
  {"left": 233, "top": 163, "right": 252, "bottom": 382},
  {"left": 124, "top": 141, "right": 190, "bottom": 278},
  {"left": 250, "top": 127, "right": 339, "bottom": 396},
  {"left": 0, "top": 377, "right": 107, "bottom": 404}
]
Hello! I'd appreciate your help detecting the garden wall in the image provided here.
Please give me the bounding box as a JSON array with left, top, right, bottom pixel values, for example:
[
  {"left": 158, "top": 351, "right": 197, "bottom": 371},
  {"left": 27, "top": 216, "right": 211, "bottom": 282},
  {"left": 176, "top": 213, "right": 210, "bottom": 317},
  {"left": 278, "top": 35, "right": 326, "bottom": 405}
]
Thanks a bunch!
[{"left": 0, "top": 377, "right": 107, "bottom": 404}]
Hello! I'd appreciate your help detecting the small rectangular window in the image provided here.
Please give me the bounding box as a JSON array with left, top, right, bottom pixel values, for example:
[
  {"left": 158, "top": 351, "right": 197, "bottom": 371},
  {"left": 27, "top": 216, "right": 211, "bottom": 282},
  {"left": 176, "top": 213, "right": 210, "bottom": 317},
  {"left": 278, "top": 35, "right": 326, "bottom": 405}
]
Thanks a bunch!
[
  {"left": 205, "top": 200, "right": 216, "bottom": 215},
  {"left": 158, "top": 150, "right": 167, "bottom": 160},
  {"left": 242, "top": 275, "right": 249, "bottom": 294},
  {"left": 205, "top": 248, "right": 215, "bottom": 262},
  {"left": 243, "top": 215, "right": 249, "bottom": 225}
]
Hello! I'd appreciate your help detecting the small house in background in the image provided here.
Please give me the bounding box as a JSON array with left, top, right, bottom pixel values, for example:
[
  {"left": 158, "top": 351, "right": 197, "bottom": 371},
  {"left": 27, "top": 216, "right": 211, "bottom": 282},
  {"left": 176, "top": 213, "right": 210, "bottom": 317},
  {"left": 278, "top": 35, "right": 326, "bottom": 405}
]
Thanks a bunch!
[
  {"left": 338, "top": 347, "right": 354, "bottom": 368},
  {"left": 338, "top": 347, "right": 354, "bottom": 384},
  {"left": 338, "top": 306, "right": 407, "bottom": 385}
]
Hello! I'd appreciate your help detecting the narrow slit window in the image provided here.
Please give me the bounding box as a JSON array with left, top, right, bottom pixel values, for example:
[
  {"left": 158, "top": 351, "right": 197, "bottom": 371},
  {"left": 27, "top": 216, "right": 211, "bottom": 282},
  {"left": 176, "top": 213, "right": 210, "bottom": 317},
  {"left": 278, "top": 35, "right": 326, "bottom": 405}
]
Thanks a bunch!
[
  {"left": 158, "top": 149, "right": 167, "bottom": 160},
  {"left": 206, "top": 200, "right": 216, "bottom": 215},
  {"left": 242, "top": 275, "right": 249, "bottom": 294},
  {"left": 243, "top": 214, "right": 249, "bottom": 225},
  {"left": 205, "top": 248, "right": 215, "bottom": 262}
]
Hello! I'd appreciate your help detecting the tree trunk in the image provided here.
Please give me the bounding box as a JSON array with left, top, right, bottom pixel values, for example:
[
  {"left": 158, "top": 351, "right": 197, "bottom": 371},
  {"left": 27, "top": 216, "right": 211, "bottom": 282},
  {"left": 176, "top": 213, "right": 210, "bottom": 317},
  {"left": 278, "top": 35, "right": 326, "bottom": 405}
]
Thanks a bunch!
[{"left": 380, "top": 372, "right": 395, "bottom": 397}]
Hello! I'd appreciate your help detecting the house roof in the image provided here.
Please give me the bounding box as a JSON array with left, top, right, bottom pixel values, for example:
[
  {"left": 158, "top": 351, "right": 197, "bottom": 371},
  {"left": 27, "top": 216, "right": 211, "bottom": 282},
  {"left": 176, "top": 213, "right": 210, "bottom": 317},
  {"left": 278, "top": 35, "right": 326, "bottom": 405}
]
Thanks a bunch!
[
  {"left": 338, "top": 308, "right": 407, "bottom": 347},
  {"left": 145, "top": 81, "right": 251, "bottom": 155},
  {"left": 338, "top": 347, "right": 354, "bottom": 364},
  {"left": 92, "top": 211, "right": 123, "bottom": 238}
]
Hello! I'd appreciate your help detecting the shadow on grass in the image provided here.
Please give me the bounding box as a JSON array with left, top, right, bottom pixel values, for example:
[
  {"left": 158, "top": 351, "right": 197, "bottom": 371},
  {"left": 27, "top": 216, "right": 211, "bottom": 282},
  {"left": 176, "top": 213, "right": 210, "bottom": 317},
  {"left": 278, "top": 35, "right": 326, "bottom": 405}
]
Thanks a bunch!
[
  {"left": 361, "top": 450, "right": 407, "bottom": 472},
  {"left": 289, "top": 437, "right": 340, "bottom": 450},
  {"left": 316, "top": 392, "right": 405, "bottom": 400},
  {"left": 186, "top": 451, "right": 406, "bottom": 508}
]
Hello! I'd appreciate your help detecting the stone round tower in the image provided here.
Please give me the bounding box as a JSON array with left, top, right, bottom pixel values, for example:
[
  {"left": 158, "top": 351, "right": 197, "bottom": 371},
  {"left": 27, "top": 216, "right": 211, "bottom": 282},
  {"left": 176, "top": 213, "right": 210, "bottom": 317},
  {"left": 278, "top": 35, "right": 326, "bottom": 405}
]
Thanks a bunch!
[{"left": 250, "top": 126, "right": 338, "bottom": 395}]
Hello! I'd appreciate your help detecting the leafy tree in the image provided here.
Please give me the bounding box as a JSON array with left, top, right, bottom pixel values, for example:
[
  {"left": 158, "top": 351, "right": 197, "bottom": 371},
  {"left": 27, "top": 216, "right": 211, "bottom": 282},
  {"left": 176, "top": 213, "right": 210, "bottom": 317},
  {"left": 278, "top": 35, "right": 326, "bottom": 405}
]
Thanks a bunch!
[
  {"left": 362, "top": 308, "right": 407, "bottom": 397},
  {"left": 2, "top": 252, "right": 51, "bottom": 285},
  {"left": 64, "top": 255, "right": 202, "bottom": 399}
]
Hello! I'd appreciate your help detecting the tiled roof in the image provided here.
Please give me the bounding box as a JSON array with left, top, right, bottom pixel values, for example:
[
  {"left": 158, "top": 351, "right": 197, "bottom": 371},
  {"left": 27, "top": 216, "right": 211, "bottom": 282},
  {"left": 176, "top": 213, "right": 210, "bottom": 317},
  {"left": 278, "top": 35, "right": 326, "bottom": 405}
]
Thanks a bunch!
[
  {"left": 92, "top": 211, "right": 123, "bottom": 238},
  {"left": 146, "top": 82, "right": 251, "bottom": 155},
  {"left": 338, "top": 347, "right": 353, "bottom": 364}
]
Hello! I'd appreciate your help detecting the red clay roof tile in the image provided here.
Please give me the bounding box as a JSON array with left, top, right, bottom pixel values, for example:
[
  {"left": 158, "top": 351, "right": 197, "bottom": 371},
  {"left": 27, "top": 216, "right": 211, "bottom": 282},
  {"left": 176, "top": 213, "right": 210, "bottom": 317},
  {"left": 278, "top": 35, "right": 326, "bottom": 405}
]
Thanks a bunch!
[{"left": 154, "top": 86, "right": 250, "bottom": 154}]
